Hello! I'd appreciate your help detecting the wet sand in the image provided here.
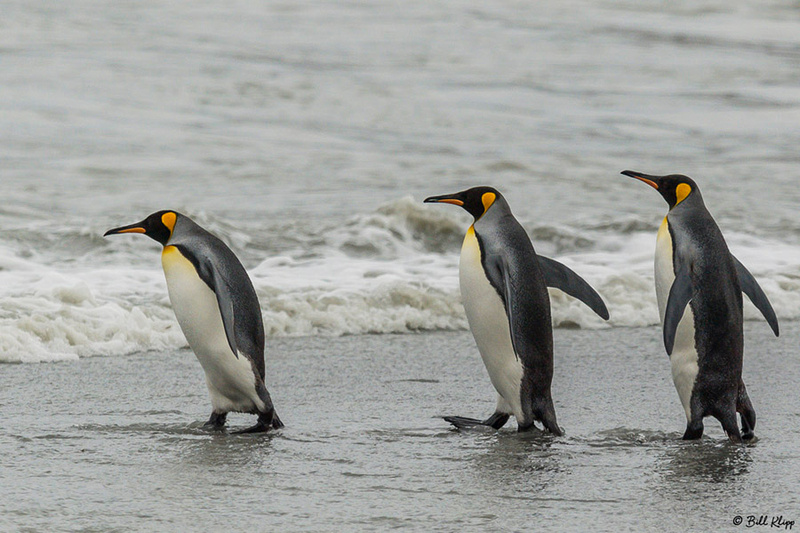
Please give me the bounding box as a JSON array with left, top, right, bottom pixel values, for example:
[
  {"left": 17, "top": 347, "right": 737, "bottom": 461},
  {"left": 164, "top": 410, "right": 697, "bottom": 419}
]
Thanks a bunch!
[{"left": 1, "top": 324, "right": 798, "bottom": 532}]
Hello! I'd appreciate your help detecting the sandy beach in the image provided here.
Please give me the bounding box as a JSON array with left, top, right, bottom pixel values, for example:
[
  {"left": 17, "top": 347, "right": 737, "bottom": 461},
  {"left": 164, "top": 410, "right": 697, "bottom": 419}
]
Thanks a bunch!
[{"left": 2, "top": 324, "right": 797, "bottom": 532}]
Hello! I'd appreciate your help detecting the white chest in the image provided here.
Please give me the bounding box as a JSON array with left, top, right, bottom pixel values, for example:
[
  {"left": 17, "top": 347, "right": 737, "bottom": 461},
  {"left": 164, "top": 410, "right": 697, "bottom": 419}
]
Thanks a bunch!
[
  {"left": 654, "top": 219, "right": 698, "bottom": 420},
  {"left": 459, "top": 227, "right": 524, "bottom": 419},
  {"left": 161, "top": 246, "right": 261, "bottom": 413}
]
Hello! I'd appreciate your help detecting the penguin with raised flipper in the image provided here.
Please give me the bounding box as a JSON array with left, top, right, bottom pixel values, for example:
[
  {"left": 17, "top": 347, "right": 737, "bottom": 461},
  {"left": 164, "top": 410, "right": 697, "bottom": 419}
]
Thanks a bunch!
[{"left": 425, "top": 187, "right": 609, "bottom": 434}]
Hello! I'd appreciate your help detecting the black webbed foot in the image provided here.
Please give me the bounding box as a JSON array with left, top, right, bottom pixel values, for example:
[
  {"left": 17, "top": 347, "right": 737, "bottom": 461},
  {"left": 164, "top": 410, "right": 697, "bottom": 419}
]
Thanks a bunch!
[
  {"left": 232, "top": 421, "right": 271, "bottom": 434},
  {"left": 444, "top": 412, "right": 510, "bottom": 430},
  {"left": 682, "top": 420, "right": 704, "bottom": 440},
  {"left": 203, "top": 412, "right": 227, "bottom": 431},
  {"left": 232, "top": 410, "right": 282, "bottom": 434}
]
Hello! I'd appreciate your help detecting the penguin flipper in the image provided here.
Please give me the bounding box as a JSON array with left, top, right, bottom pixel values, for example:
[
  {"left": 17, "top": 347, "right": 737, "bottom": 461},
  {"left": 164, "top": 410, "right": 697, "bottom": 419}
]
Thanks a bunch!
[
  {"left": 538, "top": 256, "right": 610, "bottom": 320},
  {"left": 664, "top": 263, "right": 693, "bottom": 356},
  {"left": 732, "top": 255, "right": 779, "bottom": 337},
  {"left": 484, "top": 253, "right": 522, "bottom": 361},
  {"left": 173, "top": 244, "right": 240, "bottom": 358},
  {"left": 210, "top": 267, "right": 241, "bottom": 359}
]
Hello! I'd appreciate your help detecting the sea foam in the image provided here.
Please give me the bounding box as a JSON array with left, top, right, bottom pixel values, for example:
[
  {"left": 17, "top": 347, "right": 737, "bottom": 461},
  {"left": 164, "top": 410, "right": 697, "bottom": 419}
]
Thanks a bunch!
[{"left": 1, "top": 197, "right": 797, "bottom": 363}]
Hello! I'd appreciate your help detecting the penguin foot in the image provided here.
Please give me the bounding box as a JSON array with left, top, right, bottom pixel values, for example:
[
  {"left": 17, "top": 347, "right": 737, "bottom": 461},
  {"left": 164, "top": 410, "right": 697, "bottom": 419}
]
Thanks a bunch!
[
  {"left": 444, "top": 416, "right": 484, "bottom": 429},
  {"left": 233, "top": 411, "right": 283, "bottom": 434},
  {"left": 682, "top": 421, "right": 704, "bottom": 440},
  {"left": 203, "top": 412, "right": 227, "bottom": 431},
  {"left": 444, "top": 412, "right": 510, "bottom": 430},
  {"left": 232, "top": 421, "right": 271, "bottom": 434}
]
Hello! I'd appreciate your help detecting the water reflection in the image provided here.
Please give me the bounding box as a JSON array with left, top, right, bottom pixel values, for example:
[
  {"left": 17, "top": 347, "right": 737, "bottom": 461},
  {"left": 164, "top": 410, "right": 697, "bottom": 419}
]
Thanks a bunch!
[
  {"left": 156, "top": 426, "right": 280, "bottom": 471},
  {"left": 467, "top": 430, "right": 564, "bottom": 495},
  {"left": 658, "top": 440, "right": 753, "bottom": 484}
]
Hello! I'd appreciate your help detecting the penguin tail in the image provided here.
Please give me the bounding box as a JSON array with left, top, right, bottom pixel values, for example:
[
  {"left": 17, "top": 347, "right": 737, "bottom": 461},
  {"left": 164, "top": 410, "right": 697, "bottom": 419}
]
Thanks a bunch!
[
  {"left": 540, "top": 409, "right": 564, "bottom": 436},
  {"left": 271, "top": 411, "right": 285, "bottom": 430},
  {"left": 712, "top": 396, "right": 743, "bottom": 443},
  {"left": 736, "top": 381, "right": 756, "bottom": 441},
  {"left": 255, "top": 384, "right": 283, "bottom": 429},
  {"left": 720, "top": 413, "right": 743, "bottom": 443},
  {"left": 683, "top": 397, "right": 705, "bottom": 440},
  {"left": 528, "top": 398, "right": 563, "bottom": 436}
]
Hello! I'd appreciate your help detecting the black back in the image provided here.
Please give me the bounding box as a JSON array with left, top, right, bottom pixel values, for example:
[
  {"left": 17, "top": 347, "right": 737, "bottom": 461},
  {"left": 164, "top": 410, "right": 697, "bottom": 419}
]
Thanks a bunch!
[{"left": 667, "top": 191, "right": 743, "bottom": 408}]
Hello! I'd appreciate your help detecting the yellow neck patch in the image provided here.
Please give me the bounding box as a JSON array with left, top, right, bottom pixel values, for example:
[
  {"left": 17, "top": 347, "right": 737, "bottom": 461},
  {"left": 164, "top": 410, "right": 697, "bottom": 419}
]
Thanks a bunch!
[
  {"left": 675, "top": 183, "right": 691, "bottom": 206},
  {"left": 161, "top": 212, "right": 177, "bottom": 234},
  {"left": 481, "top": 192, "right": 496, "bottom": 214}
]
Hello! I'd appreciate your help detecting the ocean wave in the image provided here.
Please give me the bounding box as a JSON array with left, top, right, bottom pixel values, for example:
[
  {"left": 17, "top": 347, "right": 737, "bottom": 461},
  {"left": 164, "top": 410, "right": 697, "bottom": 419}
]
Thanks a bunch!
[
  {"left": 1, "top": 198, "right": 798, "bottom": 363},
  {"left": 328, "top": 196, "right": 467, "bottom": 257}
]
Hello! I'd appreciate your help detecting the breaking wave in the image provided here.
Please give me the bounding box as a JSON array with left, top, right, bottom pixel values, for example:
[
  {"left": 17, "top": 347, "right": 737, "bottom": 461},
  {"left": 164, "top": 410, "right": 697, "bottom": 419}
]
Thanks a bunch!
[{"left": 2, "top": 197, "right": 798, "bottom": 363}]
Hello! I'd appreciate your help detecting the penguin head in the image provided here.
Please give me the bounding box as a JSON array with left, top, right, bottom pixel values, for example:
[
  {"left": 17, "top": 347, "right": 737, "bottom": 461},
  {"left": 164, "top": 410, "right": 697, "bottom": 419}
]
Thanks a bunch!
[
  {"left": 104, "top": 210, "right": 180, "bottom": 246},
  {"left": 423, "top": 186, "right": 502, "bottom": 220},
  {"left": 622, "top": 170, "right": 699, "bottom": 210}
]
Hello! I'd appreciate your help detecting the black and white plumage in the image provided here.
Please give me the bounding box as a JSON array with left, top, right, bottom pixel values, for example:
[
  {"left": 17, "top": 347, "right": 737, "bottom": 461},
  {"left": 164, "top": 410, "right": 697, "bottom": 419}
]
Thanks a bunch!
[
  {"left": 623, "top": 170, "right": 778, "bottom": 442},
  {"left": 425, "top": 187, "right": 609, "bottom": 434},
  {"left": 105, "top": 211, "right": 282, "bottom": 433}
]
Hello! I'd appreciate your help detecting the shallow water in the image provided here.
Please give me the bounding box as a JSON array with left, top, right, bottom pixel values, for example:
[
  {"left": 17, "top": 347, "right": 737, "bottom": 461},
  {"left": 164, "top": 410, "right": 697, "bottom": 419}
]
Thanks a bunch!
[{"left": 1, "top": 324, "right": 797, "bottom": 531}]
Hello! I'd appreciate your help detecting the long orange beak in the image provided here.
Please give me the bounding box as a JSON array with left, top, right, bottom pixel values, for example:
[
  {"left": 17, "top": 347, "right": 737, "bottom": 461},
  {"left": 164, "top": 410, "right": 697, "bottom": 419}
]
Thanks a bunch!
[
  {"left": 423, "top": 194, "right": 464, "bottom": 206},
  {"left": 621, "top": 170, "right": 659, "bottom": 190},
  {"left": 104, "top": 223, "right": 147, "bottom": 236}
]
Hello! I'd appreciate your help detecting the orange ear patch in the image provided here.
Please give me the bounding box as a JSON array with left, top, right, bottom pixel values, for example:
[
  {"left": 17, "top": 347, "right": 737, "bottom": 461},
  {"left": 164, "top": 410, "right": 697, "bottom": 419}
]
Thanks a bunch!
[
  {"left": 675, "top": 183, "right": 692, "bottom": 205},
  {"left": 161, "top": 212, "right": 177, "bottom": 233},
  {"left": 481, "top": 192, "right": 496, "bottom": 213}
]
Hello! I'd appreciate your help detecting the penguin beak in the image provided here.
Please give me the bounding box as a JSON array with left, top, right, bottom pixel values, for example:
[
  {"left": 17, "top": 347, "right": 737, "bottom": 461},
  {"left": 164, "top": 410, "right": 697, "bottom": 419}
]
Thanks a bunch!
[
  {"left": 621, "top": 170, "right": 660, "bottom": 190},
  {"left": 423, "top": 194, "right": 464, "bottom": 206},
  {"left": 104, "top": 222, "right": 147, "bottom": 237}
]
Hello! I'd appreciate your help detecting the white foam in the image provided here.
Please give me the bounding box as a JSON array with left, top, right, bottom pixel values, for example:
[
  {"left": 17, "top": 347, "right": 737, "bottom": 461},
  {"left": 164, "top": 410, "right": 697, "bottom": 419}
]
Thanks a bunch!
[
  {"left": 0, "top": 249, "right": 185, "bottom": 363},
  {"left": 251, "top": 251, "right": 465, "bottom": 337},
  {"left": 2, "top": 198, "right": 798, "bottom": 363}
]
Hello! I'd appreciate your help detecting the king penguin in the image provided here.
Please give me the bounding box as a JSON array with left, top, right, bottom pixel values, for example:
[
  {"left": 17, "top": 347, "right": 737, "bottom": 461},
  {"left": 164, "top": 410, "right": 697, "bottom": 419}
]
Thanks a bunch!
[
  {"left": 424, "top": 187, "right": 609, "bottom": 434},
  {"left": 622, "top": 170, "right": 779, "bottom": 442},
  {"left": 104, "top": 211, "right": 283, "bottom": 433}
]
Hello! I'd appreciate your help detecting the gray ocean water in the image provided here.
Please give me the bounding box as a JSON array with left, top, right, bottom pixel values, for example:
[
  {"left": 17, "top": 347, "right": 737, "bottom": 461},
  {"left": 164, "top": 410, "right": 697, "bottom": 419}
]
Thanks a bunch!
[{"left": 2, "top": 0, "right": 800, "bottom": 531}]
